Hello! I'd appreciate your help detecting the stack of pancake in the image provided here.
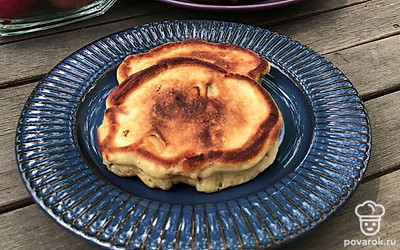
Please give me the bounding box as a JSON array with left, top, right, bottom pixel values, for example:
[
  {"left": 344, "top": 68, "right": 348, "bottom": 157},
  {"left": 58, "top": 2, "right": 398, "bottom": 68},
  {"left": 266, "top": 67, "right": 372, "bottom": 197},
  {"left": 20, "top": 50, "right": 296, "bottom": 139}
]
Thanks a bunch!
[{"left": 97, "top": 39, "right": 282, "bottom": 193}]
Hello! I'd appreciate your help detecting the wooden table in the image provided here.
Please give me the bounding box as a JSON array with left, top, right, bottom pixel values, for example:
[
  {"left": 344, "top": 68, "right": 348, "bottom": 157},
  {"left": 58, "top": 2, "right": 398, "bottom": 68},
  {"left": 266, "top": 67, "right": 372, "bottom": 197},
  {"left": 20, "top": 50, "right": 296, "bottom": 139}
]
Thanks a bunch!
[{"left": 1, "top": 0, "right": 399, "bottom": 249}]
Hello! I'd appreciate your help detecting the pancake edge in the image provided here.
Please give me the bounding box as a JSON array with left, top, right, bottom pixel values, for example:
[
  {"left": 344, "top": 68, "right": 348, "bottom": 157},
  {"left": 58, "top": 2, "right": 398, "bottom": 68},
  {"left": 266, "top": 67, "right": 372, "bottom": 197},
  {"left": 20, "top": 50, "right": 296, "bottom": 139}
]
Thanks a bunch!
[{"left": 116, "top": 38, "right": 270, "bottom": 83}]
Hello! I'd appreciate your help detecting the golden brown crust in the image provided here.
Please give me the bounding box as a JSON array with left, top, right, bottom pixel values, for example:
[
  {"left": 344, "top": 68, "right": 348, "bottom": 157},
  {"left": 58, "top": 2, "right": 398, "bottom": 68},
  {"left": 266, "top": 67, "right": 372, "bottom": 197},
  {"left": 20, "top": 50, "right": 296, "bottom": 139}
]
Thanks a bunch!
[
  {"left": 103, "top": 138, "right": 280, "bottom": 193},
  {"left": 117, "top": 39, "right": 269, "bottom": 84},
  {"left": 98, "top": 57, "right": 281, "bottom": 174}
]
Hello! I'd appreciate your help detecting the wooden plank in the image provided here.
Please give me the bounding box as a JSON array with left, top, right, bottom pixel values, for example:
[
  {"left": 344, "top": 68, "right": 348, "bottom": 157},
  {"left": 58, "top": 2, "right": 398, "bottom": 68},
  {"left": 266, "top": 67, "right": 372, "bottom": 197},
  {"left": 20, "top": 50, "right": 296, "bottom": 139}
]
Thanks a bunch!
[
  {"left": 0, "top": 205, "right": 98, "bottom": 250},
  {"left": 0, "top": 82, "right": 37, "bottom": 209},
  {"left": 1, "top": 168, "right": 399, "bottom": 249},
  {"left": 1, "top": 0, "right": 400, "bottom": 223},
  {"left": 283, "top": 170, "right": 400, "bottom": 249},
  {"left": 0, "top": 0, "right": 173, "bottom": 45},
  {"left": 0, "top": 0, "right": 368, "bottom": 45},
  {"left": 1, "top": 32, "right": 400, "bottom": 210},
  {"left": 364, "top": 91, "right": 400, "bottom": 179},
  {"left": 1, "top": 81, "right": 399, "bottom": 215},
  {"left": 0, "top": 0, "right": 382, "bottom": 87},
  {"left": 324, "top": 34, "right": 400, "bottom": 100},
  {"left": 270, "top": 0, "right": 400, "bottom": 54}
]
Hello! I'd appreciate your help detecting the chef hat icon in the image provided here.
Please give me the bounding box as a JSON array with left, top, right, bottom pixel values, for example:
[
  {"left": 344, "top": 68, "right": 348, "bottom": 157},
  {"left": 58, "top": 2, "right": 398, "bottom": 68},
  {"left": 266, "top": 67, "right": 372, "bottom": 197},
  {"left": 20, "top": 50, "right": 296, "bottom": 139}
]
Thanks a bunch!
[{"left": 355, "top": 200, "right": 385, "bottom": 236}]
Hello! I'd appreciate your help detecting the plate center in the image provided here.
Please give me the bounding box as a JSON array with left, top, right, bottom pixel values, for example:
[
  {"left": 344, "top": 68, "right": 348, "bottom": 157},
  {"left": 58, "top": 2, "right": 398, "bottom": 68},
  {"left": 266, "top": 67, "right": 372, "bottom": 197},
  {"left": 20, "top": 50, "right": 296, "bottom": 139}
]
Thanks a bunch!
[{"left": 76, "top": 66, "right": 313, "bottom": 204}]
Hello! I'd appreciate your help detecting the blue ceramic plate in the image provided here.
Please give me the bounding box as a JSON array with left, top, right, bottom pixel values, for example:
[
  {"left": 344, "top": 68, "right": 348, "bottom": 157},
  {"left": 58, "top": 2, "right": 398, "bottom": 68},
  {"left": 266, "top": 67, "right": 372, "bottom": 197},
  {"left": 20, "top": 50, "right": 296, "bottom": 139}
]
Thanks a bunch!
[{"left": 16, "top": 20, "right": 371, "bottom": 249}]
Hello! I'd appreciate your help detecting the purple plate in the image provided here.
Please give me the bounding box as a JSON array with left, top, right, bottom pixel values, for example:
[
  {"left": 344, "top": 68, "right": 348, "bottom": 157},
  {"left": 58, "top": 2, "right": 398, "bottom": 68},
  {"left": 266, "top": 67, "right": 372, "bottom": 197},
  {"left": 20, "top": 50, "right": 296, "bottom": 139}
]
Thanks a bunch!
[{"left": 156, "top": 0, "right": 302, "bottom": 11}]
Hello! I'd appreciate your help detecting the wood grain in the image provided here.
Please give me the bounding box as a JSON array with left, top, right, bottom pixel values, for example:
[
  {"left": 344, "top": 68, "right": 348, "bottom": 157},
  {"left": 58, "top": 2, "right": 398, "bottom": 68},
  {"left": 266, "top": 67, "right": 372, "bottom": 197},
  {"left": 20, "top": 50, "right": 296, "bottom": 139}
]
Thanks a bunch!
[
  {"left": 364, "top": 91, "right": 400, "bottom": 179},
  {"left": 0, "top": 0, "right": 383, "bottom": 87},
  {"left": 0, "top": 0, "right": 369, "bottom": 46},
  {"left": 1, "top": 29, "right": 400, "bottom": 213},
  {"left": 0, "top": 83, "right": 37, "bottom": 210},
  {"left": 0, "top": 0, "right": 173, "bottom": 45},
  {"left": 270, "top": 0, "right": 400, "bottom": 54},
  {"left": 283, "top": 170, "right": 400, "bottom": 249},
  {"left": 1, "top": 77, "right": 400, "bottom": 214},
  {"left": 0, "top": 206, "right": 98, "bottom": 250},
  {"left": 1, "top": 168, "right": 398, "bottom": 249},
  {"left": 325, "top": 34, "right": 400, "bottom": 100}
]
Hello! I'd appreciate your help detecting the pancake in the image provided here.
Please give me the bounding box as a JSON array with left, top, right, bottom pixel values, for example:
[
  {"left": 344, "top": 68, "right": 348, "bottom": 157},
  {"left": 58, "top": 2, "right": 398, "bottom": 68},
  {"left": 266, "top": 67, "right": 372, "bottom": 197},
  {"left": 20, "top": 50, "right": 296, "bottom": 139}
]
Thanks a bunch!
[
  {"left": 98, "top": 57, "right": 282, "bottom": 192},
  {"left": 117, "top": 39, "right": 269, "bottom": 84}
]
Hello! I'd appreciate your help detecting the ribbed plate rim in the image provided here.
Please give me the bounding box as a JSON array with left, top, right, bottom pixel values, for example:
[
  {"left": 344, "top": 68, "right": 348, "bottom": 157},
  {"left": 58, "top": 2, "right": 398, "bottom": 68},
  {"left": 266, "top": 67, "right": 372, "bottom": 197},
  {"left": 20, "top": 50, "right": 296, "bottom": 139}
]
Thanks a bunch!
[{"left": 15, "top": 20, "right": 371, "bottom": 249}]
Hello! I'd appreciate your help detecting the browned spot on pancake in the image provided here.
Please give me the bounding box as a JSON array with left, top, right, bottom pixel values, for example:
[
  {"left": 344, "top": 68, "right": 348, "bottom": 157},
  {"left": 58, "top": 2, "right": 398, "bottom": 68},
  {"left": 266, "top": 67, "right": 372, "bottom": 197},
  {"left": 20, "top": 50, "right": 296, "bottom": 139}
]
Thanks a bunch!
[
  {"left": 154, "top": 89, "right": 206, "bottom": 120},
  {"left": 104, "top": 107, "right": 117, "bottom": 123},
  {"left": 152, "top": 86, "right": 226, "bottom": 149},
  {"left": 198, "top": 126, "right": 212, "bottom": 147},
  {"left": 118, "top": 62, "right": 129, "bottom": 80}
]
